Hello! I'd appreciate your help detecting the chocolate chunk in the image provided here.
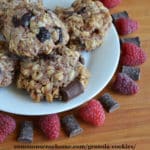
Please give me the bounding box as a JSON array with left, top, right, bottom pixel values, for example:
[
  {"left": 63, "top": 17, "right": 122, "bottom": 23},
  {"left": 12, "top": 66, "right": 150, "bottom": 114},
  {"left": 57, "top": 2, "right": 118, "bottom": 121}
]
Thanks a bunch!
[
  {"left": 122, "top": 66, "right": 140, "bottom": 81},
  {"left": 0, "top": 33, "right": 6, "bottom": 41},
  {"left": 61, "top": 114, "right": 83, "bottom": 137},
  {"left": 36, "top": 27, "right": 51, "bottom": 43},
  {"left": 77, "top": 7, "right": 86, "bottom": 14},
  {"left": 60, "top": 79, "right": 84, "bottom": 101},
  {"left": 112, "top": 11, "right": 129, "bottom": 21},
  {"left": 12, "top": 16, "right": 20, "bottom": 27},
  {"left": 79, "top": 56, "right": 85, "bottom": 65},
  {"left": 99, "top": 93, "right": 120, "bottom": 113},
  {"left": 18, "top": 121, "right": 33, "bottom": 143},
  {"left": 120, "top": 37, "right": 141, "bottom": 47},
  {"left": 55, "top": 27, "right": 63, "bottom": 44},
  {"left": 21, "top": 12, "right": 33, "bottom": 27}
]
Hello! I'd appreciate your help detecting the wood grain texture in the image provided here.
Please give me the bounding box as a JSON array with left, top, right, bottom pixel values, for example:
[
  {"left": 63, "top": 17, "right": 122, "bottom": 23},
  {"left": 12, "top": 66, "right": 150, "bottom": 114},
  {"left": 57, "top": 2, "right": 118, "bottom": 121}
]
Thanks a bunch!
[{"left": 0, "top": 0, "right": 150, "bottom": 149}]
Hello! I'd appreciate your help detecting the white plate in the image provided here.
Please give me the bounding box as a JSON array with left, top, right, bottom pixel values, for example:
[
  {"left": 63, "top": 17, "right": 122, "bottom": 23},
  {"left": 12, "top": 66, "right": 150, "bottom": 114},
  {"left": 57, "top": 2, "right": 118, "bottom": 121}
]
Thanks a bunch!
[{"left": 0, "top": 0, "right": 120, "bottom": 116}]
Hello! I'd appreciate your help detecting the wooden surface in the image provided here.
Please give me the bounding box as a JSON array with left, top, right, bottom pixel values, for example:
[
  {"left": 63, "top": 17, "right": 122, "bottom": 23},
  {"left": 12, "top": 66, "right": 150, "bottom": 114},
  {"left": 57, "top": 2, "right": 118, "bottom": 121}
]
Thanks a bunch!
[{"left": 1, "top": 0, "right": 150, "bottom": 149}]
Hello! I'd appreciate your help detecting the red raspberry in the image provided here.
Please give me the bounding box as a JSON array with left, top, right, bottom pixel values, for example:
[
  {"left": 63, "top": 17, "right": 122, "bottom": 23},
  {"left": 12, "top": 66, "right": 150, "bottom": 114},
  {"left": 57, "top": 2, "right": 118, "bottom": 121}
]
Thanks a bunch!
[
  {"left": 39, "top": 114, "right": 60, "bottom": 140},
  {"left": 0, "top": 130, "right": 6, "bottom": 143},
  {"left": 78, "top": 99, "right": 105, "bottom": 126},
  {"left": 0, "top": 113, "right": 16, "bottom": 143},
  {"left": 121, "top": 43, "right": 146, "bottom": 66},
  {"left": 113, "top": 73, "right": 139, "bottom": 95},
  {"left": 114, "top": 18, "right": 138, "bottom": 35},
  {"left": 100, "top": 0, "right": 122, "bottom": 9}
]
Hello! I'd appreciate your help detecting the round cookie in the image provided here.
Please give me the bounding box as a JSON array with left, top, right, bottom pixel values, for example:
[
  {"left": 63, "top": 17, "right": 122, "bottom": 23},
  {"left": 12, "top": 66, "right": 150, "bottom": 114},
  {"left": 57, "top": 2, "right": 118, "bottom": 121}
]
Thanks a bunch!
[
  {"left": 0, "top": 44, "right": 16, "bottom": 87},
  {"left": 2, "top": 1, "right": 69, "bottom": 57},
  {"left": 55, "top": 0, "right": 112, "bottom": 51},
  {"left": 17, "top": 46, "right": 90, "bottom": 102}
]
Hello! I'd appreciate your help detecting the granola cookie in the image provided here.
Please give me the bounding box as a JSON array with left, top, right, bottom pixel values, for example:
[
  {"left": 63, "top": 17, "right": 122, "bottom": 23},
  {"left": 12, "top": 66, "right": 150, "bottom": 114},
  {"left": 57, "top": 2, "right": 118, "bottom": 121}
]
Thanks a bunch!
[
  {"left": 55, "top": 0, "right": 112, "bottom": 51},
  {"left": 2, "top": 1, "right": 69, "bottom": 57},
  {"left": 0, "top": 44, "right": 16, "bottom": 87},
  {"left": 17, "top": 46, "right": 89, "bottom": 102}
]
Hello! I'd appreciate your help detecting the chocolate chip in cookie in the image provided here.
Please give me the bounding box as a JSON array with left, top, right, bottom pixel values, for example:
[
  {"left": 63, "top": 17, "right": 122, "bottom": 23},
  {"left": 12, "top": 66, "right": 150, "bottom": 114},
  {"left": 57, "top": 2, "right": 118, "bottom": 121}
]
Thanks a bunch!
[
  {"left": 21, "top": 12, "right": 34, "bottom": 28},
  {"left": 12, "top": 16, "right": 20, "bottom": 27},
  {"left": 36, "top": 27, "right": 51, "bottom": 43},
  {"left": 79, "top": 56, "right": 85, "bottom": 65},
  {"left": 55, "top": 27, "right": 63, "bottom": 44},
  {"left": 77, "top": 7, "right": 86, "bottom": 14}
]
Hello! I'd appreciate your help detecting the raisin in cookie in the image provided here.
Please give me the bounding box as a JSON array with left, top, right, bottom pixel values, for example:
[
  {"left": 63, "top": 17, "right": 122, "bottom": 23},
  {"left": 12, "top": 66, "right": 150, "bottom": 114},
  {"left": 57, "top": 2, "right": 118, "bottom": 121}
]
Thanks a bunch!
[
  {"left": 2, "top": 1, "right": 69, "bottom": 57},
  {"left": 55, "top": 0, "right": 112, "bottom": 51},
  {"left": 17, "top": 46, "right": 89, "bottom": 102},
  {"left": 0, "top": 44, "right": 16, "bottom": 87}
]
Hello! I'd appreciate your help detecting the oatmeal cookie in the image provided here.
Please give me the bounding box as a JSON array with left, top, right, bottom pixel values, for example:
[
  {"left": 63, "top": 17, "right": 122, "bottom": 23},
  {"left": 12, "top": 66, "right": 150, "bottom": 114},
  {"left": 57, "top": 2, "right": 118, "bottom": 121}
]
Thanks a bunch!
[
  {"left": 0, "top": 44, "right": 16, "bottom": 87},
  {"left": 55, "top": 0, "right": 112, "bottom": 51},
  {"left": 17, "top": 46, "right": 89, "bottom": 102},
  {"left": 2, "top": 1, "right": 69, "bottom": 57}
]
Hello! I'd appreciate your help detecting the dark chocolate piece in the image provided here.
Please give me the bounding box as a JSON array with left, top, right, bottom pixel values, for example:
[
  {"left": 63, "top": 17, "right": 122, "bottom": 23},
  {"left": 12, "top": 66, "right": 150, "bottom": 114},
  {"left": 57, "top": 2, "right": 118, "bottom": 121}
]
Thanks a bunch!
[
  {"left": 55, "top": 27, "right": 63, "bottom": 44},
  {"left": 36, "top": 27, "right": 51, "bottom": 43},
  {"left": 122, "top": 66, "right": 140, "bottom": 81},
  {"left": 120, "top": 37, "right": 141, "bottom": 47},
  {"left": 112, "top": 11, "right": 129, "bottom": 22},
  {"left": 61, "top": 114, "right": 83, "bottom": 137},
  {"left": 99, "top": 93, "right": 120, "bottom": 113},
  {"left": 60, "top": 79, "right": 84, "bottom": 101},
  {"left": 18, "top": 121, "right": 33, "bottom": 143},
  {"left": 77, "top": 7, "right": 86, "bottom": 14},
  {"left": 21, "top": 12, "right": 34, "bottom": 28},
  {"left": 79, "top": 56, "right": 85, "bottom": 65},
  {"left": 12, "top": 16, "right": 20, "bottom": 27},
  {"left": 0, "top": 33, "right": 6, "bottom": 41}
]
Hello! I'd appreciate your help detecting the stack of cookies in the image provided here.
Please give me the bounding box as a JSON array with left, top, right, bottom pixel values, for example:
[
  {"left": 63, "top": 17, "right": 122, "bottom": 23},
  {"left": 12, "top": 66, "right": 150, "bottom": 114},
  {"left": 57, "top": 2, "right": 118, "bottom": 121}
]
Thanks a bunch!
[{"left": 0, "top": 0, "right": 112, "bottom": 102}]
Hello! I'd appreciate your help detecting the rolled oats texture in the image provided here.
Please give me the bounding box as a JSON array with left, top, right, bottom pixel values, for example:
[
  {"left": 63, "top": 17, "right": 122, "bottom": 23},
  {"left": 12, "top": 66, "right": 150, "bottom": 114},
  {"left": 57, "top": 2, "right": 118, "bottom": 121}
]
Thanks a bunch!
[
  {"left": 2, "top": 1, "right": 69, "bottom": 57},
  {"left": 0, "top": 48, "right": 16, "bottom": 87},
  {"left": 55, "top": 0, "right": 112, "bottom": 51},
  {"left": 17, "top": 46, "right": 90, "bottom": 102}
]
